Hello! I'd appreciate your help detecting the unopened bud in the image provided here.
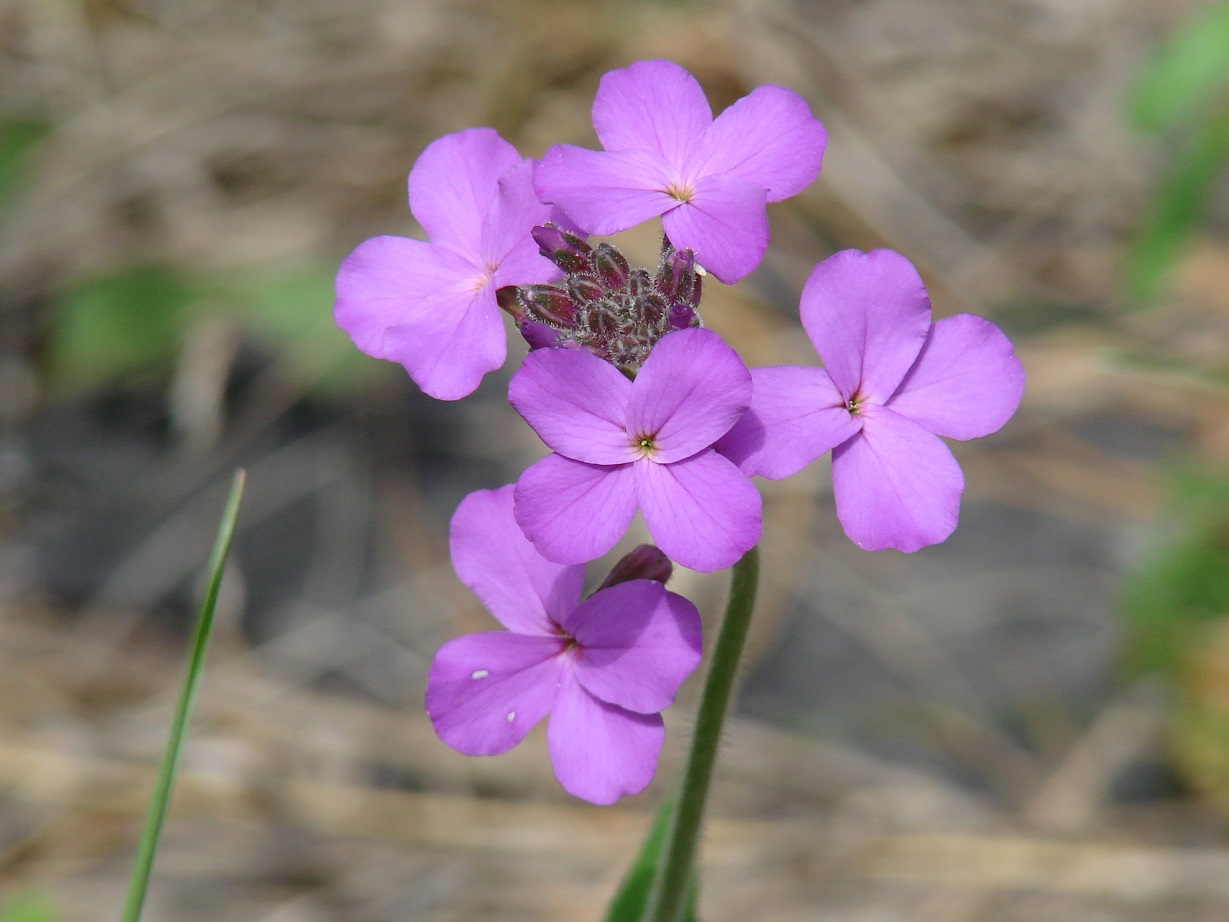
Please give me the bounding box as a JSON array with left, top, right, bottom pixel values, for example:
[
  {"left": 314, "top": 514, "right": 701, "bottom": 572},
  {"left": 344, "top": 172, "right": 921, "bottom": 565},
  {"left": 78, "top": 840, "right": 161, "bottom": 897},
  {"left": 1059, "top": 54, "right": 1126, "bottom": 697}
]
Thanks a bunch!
[
  {"left": 597, "top": 544, "right": 673, "bottom": 591},
  {"left": 519, "top": 320, "right": 564, "bottom": 350},
  {"left": 520, "top": 284, "right": 577, "bottom": 328},
  {"left": 592, "top": 243, "right": 631, "bottom": 289},
  {"left": 567, "top": 275, "right": 605, "bottom": 307},
  {"left": 668, "top": 303, "right": 700, "bottom": 330},
  {"left": 532, "top": 224, "right": 593, "bottom": 274}
]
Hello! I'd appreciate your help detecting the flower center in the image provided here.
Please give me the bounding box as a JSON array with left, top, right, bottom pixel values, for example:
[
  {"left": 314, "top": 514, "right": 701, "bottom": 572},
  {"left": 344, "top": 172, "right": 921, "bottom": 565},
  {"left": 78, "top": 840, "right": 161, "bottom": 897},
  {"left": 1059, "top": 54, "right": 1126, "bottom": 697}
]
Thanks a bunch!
[
  {"left": 633, "top": 433, "right": 658, "bottom": 459},
  {"left": 665, "top": 180, "right": 694, "bottom": 203},
  {"left": 846, "top": 397, "right": 860, "bottom": 417}
]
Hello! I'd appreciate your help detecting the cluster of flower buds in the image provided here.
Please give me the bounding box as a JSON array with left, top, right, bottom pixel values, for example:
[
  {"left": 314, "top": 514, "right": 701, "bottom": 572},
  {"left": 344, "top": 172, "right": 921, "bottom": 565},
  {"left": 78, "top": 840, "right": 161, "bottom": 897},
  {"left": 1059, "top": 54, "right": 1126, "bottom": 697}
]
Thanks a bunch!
[{"left": 503, "top": 225, "right": 702, "bottom": 372}]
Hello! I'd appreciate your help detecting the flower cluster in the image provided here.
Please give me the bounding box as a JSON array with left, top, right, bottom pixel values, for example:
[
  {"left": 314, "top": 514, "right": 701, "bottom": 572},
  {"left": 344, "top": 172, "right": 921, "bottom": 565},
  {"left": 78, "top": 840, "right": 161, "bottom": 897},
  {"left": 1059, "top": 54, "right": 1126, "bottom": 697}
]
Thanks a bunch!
[{"left": 335, "top": 59, "right": 1025, "bottom": 803}]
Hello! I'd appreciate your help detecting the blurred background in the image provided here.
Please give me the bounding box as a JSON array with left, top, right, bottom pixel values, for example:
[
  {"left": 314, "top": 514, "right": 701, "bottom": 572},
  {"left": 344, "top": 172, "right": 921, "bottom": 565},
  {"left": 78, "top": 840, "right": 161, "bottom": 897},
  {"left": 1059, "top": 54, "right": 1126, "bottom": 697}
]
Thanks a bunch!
[{"left": 3, "top": 0, "right": 1229, "bottom": 919}]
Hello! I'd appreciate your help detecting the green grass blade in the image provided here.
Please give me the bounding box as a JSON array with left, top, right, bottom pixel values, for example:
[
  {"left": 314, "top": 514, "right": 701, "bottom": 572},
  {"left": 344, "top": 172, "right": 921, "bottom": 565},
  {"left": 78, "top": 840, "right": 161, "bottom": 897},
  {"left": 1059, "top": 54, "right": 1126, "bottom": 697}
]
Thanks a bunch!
[{"left": 120, "top": 469, "right": 246, "bottom": 922}]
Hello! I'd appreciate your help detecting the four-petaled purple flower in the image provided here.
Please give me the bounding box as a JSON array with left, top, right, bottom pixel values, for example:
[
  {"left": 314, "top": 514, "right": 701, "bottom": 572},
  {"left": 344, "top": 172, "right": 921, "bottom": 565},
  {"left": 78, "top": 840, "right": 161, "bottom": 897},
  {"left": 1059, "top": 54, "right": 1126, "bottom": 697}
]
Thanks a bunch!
[
  {"left": 334, "top": 129, "right": 559, "bottom": 400},
  {"left": 717, "top": 249, "right": 1025, "bottom": 552},
  {"left": 534, "top": 59, "right": 826, "bottom": 285},
  {"left": 426, "top": 486, "right": 702, "bottom": 804},
  {"left": 511, "top": 328, "right": 762, "bottom": 573}
]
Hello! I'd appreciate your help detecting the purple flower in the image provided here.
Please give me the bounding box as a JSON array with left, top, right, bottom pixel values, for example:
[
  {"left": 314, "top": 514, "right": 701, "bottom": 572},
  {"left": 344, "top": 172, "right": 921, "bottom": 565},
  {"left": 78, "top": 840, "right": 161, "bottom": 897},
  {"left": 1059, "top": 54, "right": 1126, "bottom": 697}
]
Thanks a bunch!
[
  {"left": 334, "top": 129, "right": 559, "bottom": 400},
  {"left": 717, "top": 249, "right": 1025, "bottom": 553},
  {"left": 534, "top": 60, "right": 826, "bottom": 285},
  {"left": 510, "top": 327, "right": 762, "bottom": 573},
  {"left": 426, "top": 486, "right": 702, "bottom": 805}
]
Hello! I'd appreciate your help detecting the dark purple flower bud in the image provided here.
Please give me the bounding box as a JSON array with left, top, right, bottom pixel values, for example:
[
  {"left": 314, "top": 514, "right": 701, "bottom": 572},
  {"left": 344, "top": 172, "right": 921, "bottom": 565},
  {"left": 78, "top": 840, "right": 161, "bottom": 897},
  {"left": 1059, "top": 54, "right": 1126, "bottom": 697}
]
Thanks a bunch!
[
  {"left": 567, "top": 275, "right": 605, "bottom": 307},
  {"left": 596, "top": 544, "right": 673, "bottom": 591},
  {"left": 668, "top": 303, "right": 700, "bottom": 330},
  {"left": 639, "top": 292, "right": 668, "bottom": 331},
  {"left": 520, "top": 284, "right": 578, "bottom": 328},
  {"left": 532, "top": 224, "right": 593, "bottom": 275},
  {"left": 584, "top": 300, "right": 623, "bottom": 341},
  {"left": 496, "top": 285, "right": 526, "bottom": 321},
  {"left": 657, "top": 248, "right": 701, "bottom": 311},
  {"left": 627, "top": 268, "right": 653, "bottom": 302},
  {"left": 592, "top": 243, "right": 631, "bottom": 290},
  {"left": 519, "top": 320, "right": 564, "bottom": 351}
]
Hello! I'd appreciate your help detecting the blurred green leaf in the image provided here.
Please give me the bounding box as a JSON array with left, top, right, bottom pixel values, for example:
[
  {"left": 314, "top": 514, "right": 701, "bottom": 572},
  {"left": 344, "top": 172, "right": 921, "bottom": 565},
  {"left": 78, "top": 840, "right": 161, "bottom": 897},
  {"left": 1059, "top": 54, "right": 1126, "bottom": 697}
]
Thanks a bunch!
[
  {"left": 1129, "top": 2, "right": 1229, "bottom": 134},
  {"left": 1123, "top": 111, "right": 1229, "bottom": 303},
  {"left": 0, "top": 892, "right": 58, "bottom": 922},
  {"left": 0, "top": 118, "right": 49, "bottom": 212},
  {"left": 604, "top": 796, "right": 698, "bottom": 922},
  {"left": 48, "top": 265, "right": 201, "bottom": 390},
  {"left": 1121, "top": 468, "right": 1229, "bottom": 675}
]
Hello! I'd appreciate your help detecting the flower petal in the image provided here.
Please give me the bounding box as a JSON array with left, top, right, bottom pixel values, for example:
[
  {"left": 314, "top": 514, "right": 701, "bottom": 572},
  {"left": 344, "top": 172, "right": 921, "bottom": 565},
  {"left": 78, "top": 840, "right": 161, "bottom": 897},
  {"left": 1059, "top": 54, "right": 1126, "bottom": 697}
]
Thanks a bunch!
[
  {"left": 425, "top": 632, "right": 566, "bottom": 756},
  {"left": 564, "top": 580, "right": 703, "bottom": 714},
  {"left": 382, "top": 283, "right": 505, "bottom": 401},
  {"left": 408, "top": 128, "right": 524, "bottom": 256},
  {"left": 450, "top": 486, "right": 585, "bottom": 633},
  {"left": 637, "top": 451, "right": 762, "bottom": 572},
  {"left": 515, "top": 455, "right": 638, "bottom": 565},
  {"left": 547, "top": 671, "right": 664, "bottom": 804},
  {"left": 334, "top": 236, "right": 477, "bottom": 357},
  {"left": 626, "top": 329, "right": 751, "bottom": 462},
  {"left": 592, "top": 59, "right": 712, "bottom": 166},
  {"left": 800, "top": 249, "right": 932, "bottom": 403},
  {"left": 693, "top": 85, "right": 826, "bottom": 202},
  {"left": 716, "top": 365, "right": 861, "bottom": 479},
  {"left": 660, "top": 173, "right": 768, "bottom": 284},
  {"left": 887, "top": 314, "right": 1026, "bottom": 440},
  {"left": 534, "top": 145, "right": 675, "bottom": 236},
  {"left": 509, "top": 347, "right": 636, "bottom": 464},
  {"left": 483, "top": 158, "right": 561, "bottom": 288},
  {"left": 831, "top": 405, "right": 964, "bottom": 552}
]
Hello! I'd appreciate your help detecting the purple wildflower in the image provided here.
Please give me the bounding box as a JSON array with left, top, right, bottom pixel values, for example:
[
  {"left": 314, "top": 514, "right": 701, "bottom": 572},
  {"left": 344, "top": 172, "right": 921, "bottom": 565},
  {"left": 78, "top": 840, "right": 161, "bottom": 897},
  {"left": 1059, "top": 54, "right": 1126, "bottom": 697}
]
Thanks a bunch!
[
  {"left": 334, "top": 129, "right": 559, "bottom": 400},
  {"left": 717, "top": 249, "right": 1025, "bottom": 552},
  {"left": 534, "top": 59, "right": 826, "bottom": 285},
  {"left": 510, "top": 327, "right": 761, "bottom": 572},
  {"left": 426, "top": 486, "right": 702, "bottom": 805}
]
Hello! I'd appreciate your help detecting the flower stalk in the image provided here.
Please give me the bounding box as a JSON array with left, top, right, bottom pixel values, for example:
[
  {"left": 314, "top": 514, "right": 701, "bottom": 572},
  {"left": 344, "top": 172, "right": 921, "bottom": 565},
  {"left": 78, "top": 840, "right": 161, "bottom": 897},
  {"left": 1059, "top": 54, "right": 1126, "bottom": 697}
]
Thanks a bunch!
[{"left": 644, "top": 545, "right": 760, "bottom": 922}]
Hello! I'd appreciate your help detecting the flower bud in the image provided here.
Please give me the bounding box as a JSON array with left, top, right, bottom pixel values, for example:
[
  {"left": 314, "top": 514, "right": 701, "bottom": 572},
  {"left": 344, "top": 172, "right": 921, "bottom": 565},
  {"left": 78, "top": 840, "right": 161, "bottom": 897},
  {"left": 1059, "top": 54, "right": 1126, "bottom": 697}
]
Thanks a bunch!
[
  {"left": 592, "top": 243, "right": 631, "bottom": 289},
  {"left": 668, "top": 303, "right": 700, "bottom": 330},
  {"left": 519, "top": 320, "right": 564, "bottom": 350},
  {"left": 596, "top": 544, "right": 673, "bottom": 591},
  {"left": 532, "top": 224, "right": 593, "bottom": 275},
  {"left": 520, "top": 284, "right": 578, "bottom": 328},
  {"left": 567, "top": 275, "right": 605, "bottom": 307}
]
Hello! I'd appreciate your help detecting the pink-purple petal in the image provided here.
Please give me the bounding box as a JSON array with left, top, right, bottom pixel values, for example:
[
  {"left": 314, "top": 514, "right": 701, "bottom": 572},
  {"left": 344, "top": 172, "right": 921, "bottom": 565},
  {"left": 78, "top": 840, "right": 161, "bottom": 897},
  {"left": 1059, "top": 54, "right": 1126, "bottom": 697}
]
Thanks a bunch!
[
  {"left": 636, "top": 452, "right": 762, "bottom": 572},
  {"left": 800, "top": 249, "right": 932, "bottom": 403},
  {"left": 509, "top": 347, "right": 636, "bottom": 464},
  {"left": 482, "top": 158, "right": 560, "bottom": 287},
  {"left": 694, "top": 85, "right": 826, "bottom": 202},
  {"left": 592, "top": 59, "right": 712, "bottom": 166},
  {"left": 534, "top": 145, "right": 675, "bottom": 236},
  {"left": 426, "top": 632, "right": 566, "bottom": 756},
  {"left": 716, "top": 365, "right": 862, "bottom": 480},
  {"left": 887, "top": 314, "right": 1026, "bottom": 441},
  {"left": 450, "top": 486, "right": 585, "bottom": 634},
  {"left": 660, "top": 173, "right": 769, "bottom": 284},
  {"left": 408, "top": 128, "right": 523, "bottom": 255},
  {"left": 334, "top": 236, "right": 477, "bottom": 357},
  {"left": 514, "top": 455, "right": 638, "bottom": 565},
  {"left": 626, "top": 329, "right": 751, "bottom": 462},
  {"left": 546, "top": 671, "right": 664, "bottom": 804},
  {"left": 831, "top": 405, "right": 964, "bottom": 553},
  {"left": 564, "top": 580, "right": 703, "bottom": 714},
  {"left": 382, "top": 284, "right": 505, "bottom": 401}
]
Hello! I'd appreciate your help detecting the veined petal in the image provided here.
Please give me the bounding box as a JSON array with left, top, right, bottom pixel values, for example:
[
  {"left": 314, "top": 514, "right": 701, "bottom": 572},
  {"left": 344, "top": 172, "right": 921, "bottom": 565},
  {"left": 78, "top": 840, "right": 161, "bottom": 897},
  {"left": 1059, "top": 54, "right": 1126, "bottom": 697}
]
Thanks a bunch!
[
  {"left": 514, "top": 455, "right": 638, "bottom": 565},
  {"left": 887, "top": 314, "right": 1026, "bottom": 440},
  {"left": 409, "top": 128, "right": 524, "bottom": 256},
  {"left": 660, "top": 174, "right": 768, "bottom": 284},
  {"left": 382, "top": 283, "right": 505, "bottom": 400},
  {"left": 450, "top": 486, "right": 585, "bottom": 634},
  {"left": 592, "top": 59, "right": 712, "bottom": 166},
  {"left": 483, "top": 159, "right": 560, "bottom": 287},
  {"left": 831, "top": 405, "right": 964, "bottom": 553},
  {"left": 716, "top": 365, "right": 861, "bottom": 479},
  {"left": 694, "top": 85, "right": 826, "bottom": 202},
  {"left": 547, "top": 671, "right": 664, "bottom": 804},
  {"left": 334, "top": 236, "right": 477, "bottom": 357},
  {"left": 565, "top": 580, "right": 703, "bottom": 714},
  {"left": 509, "top": 347, "right": 636, "bottom": 464},
  {"left": 637, "top": 452, "right": 762, "bottom": 572},
  {"left": 627, "top": 329, "right": 751, "bottom": 462},
  {"left": 425, "top": 632, "right": 566, "bottom": 756},
  {"left": 800, "top": 249, "right": 932, "bottom": 403},
  {"left": 534, "top": 145, "right": 675, "bottom": 236}
]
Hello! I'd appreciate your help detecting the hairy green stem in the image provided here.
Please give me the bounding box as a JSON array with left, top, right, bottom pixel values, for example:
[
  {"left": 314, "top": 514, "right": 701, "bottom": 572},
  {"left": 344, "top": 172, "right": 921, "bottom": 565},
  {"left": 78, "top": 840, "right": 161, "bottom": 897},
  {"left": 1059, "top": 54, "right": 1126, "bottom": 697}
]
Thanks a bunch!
[{"left": 644, "top": 545, "right": 760, "bottom": 922}]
